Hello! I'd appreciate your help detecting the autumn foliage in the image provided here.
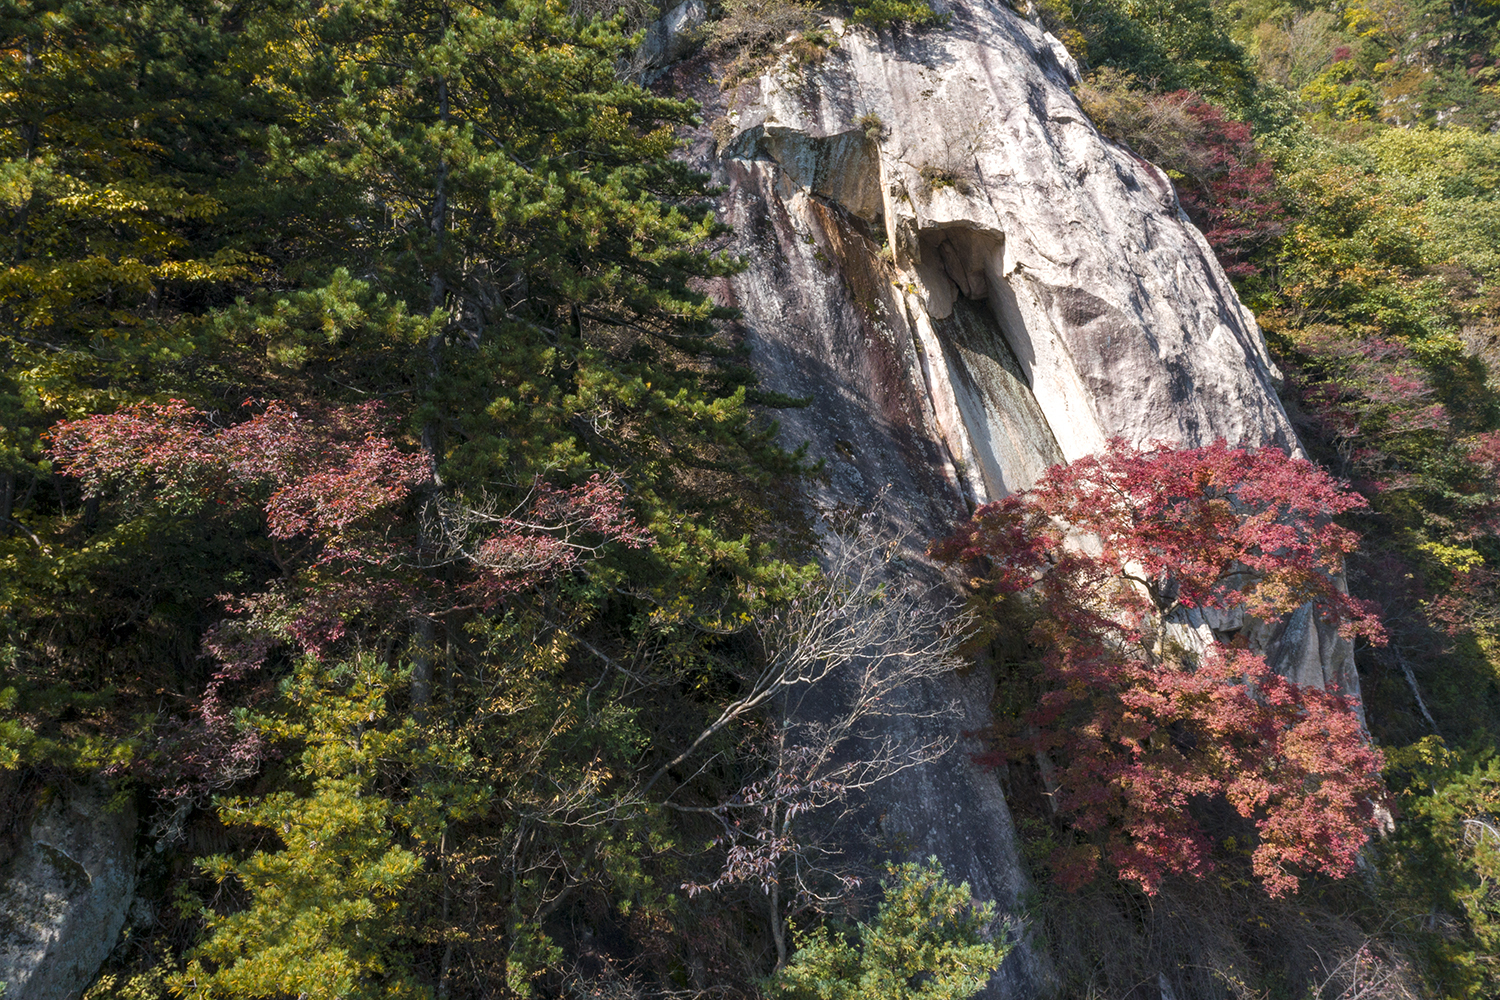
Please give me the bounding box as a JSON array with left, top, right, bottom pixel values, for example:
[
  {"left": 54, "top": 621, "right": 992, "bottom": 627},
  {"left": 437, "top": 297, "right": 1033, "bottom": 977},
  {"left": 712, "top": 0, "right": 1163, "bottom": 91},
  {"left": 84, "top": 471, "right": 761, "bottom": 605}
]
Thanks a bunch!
[
  {"left": 1072, "top": 71, "right": 1286, "bottom": 280},
  {"left": 48, "top": 399, "right": 651, "bottom": 633},
  {"left": 932, "top": 441, "right": 1386, "bottom": 896},
  {"left": 1170, "top": 96, "right": 1286, "bottom": 280},
  {"left": 45, "top": 399, "right": 653, "bottom": 805},
  {"left": 48, "top": 399, "right": 430, "bottom": 566}
]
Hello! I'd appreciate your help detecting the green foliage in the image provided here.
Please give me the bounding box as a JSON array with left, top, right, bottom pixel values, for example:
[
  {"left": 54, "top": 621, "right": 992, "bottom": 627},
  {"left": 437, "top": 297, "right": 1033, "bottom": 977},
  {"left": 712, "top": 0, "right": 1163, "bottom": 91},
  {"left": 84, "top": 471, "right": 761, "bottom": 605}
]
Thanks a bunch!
[
  {"left": 0, "top": 0, "right": 284, "bottom": 772},
  {"left": 769, "top": 859, "right": 1012, "bottom": 1000},
  {"left": 1018, "top": 0, "right": 1086, "bottom": 59},
  {"left": 848, "top": 0, "right": 944, "bottom": 29},
  {"left": 1219, "top": 0, "right": 1500, "bottom": 128},
  {"left": 1379, "top": 737, "right": 1500, "bottom": 998},
  {"left": 2, "top": 0, "right": 819, "bottom": 995},
  {"left": 1055, "top": 0, "right": 1255, "bottom": 107},
  {"left": 83, "top": 960, "right": 176, "bottom": 1000},
  {"left": 18, "top": 0, "right": 1500, "bottom": 994},
  {"left": 176, "top": 657, "right": 486, "bottom": 1000},
  {"left": 1299, "top": 59, "right": 1380, "bottom": 120},
  {"left": 1239, "top": 92, "right": 1500, "bottom": 1000},
  {"left": 1365, "top": 126, "right": 1500, "bottom": 284},
  {"left": 1262, "top": 127, "right": 1500, "bottom": 606}
]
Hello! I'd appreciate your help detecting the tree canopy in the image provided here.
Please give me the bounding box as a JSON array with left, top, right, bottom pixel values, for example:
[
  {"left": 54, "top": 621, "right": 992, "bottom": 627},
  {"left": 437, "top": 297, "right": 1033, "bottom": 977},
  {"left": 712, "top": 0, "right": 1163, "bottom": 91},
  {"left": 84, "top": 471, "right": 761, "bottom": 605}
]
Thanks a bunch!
[{"left": 933, "top": 441, "right": 1385, "bottom": 897}]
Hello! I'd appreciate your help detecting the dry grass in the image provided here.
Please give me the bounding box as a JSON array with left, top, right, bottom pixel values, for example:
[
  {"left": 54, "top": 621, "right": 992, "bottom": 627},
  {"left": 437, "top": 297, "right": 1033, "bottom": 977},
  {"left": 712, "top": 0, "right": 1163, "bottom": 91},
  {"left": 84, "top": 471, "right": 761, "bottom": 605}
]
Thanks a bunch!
[
  {"left": 707, "top": 0, "right": 820, "bottom": 84},
  {"left": 1073, "top": 67, "right": 1216, "bottom": 187}
]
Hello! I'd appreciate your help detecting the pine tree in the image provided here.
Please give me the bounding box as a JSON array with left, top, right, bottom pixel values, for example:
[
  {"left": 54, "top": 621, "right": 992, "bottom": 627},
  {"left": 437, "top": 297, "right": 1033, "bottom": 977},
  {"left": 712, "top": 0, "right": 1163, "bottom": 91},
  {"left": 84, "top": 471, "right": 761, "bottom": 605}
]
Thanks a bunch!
[
  {"left": 0, "top": 0, "right": 283, "bottom": 772},
  {"left": 771, "top": 859, "right": 1013, "bottom": 1000},
  {"left": 19, "top": 0, "right": 814, "bottom": 994}
]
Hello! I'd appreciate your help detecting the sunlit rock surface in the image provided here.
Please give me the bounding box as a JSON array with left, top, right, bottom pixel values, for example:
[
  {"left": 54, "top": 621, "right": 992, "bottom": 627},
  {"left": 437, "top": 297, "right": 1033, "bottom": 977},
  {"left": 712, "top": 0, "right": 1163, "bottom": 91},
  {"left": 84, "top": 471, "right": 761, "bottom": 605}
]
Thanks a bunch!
[
  {"left": 657, "top": 1, "right": 1343, "bottom": 993},
  {"left": 712, "top": 4, "right": 1297, "bottom": 471},
  {"left": 632, "top": 0, "right": 706, "bottom": 81}
]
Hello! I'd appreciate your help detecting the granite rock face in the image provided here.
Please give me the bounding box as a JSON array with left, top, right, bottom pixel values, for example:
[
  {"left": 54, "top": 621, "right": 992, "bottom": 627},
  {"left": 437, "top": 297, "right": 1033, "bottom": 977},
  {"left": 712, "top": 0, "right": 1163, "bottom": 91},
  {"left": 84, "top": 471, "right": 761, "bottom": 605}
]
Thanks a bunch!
[
  {"left": 714, "top": 4, "right": 1298, "bottom": 473},
  {"left": 0, "top": 785, "right": 137, "bottom": 1000},
  {"left": 656, "top": 2, "right": 1350, "bottom": 994},
  {"left": 631, "top": 0, "right": 707, "bottom": 81}
]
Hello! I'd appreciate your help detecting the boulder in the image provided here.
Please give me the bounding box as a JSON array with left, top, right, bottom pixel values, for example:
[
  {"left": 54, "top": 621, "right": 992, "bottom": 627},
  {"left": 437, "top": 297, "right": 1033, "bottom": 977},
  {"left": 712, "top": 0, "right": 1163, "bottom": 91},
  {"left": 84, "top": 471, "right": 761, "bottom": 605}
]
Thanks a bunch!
[
  {"left": 0, "top": 784, "right": 137, "bottom": 1000},
  {"left": 631, "top": 0, "right": 707, "bottom": 82}
]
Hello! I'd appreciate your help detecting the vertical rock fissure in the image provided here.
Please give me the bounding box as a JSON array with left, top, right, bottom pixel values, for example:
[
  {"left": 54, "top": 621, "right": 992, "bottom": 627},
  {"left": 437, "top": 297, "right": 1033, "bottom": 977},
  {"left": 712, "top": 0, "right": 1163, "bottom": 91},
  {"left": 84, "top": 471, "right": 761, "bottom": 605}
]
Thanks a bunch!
[{"left": 929, "top": 297, "right": 1064, "bottom": 500}]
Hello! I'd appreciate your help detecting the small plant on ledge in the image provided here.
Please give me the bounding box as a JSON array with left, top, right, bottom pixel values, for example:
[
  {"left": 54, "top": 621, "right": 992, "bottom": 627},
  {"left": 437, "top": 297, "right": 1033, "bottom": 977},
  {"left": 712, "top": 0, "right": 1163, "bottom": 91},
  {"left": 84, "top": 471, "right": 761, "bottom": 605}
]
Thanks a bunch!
[
  {"left": 849, "top": 0, "right": 946, "bottom": 28},
  {"left": 784, "top": 27, "right": 835, "bottom": 72},
  {"left": 919, "top": 163, "right": 972, "bottom": 194}
]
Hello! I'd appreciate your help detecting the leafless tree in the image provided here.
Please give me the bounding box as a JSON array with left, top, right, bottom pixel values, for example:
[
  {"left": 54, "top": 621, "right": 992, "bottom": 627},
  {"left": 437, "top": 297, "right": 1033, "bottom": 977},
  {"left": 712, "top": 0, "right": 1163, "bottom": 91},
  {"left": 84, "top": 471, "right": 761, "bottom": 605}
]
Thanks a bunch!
[
  {"left": 459, "top": 505, "right": 970, "bottom": 976},
  {"left": 675, "top": 511, "right": 971, "bottom": 968},
  {"left": 1309, "top": 941, "right": 1422, "bottom": 1000}
]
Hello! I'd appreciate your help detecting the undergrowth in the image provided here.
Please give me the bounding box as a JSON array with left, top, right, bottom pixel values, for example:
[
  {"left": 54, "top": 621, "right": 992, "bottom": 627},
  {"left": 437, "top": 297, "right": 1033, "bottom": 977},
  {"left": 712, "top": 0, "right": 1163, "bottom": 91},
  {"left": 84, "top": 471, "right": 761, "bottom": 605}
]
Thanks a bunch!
[{"left": 848, "top": 0, "right": 944, "bottom": 29}]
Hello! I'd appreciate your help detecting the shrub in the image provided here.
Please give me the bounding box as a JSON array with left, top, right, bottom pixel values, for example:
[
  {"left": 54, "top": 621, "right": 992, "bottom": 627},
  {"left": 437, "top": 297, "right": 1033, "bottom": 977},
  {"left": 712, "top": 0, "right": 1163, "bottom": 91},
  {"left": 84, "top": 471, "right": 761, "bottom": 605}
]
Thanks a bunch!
[
  {"left": 919, "top": 163, "right": 970, "bottom": 194},
  {"left": 1075, "top": 69, "right": 1215, "bottom": 178},
  {"left": 1382, "top": 738, "right": 1500, "bottom": 998},
  {"left": 1074, "top": 69, "right": 1287, "bottom": 277},
  {"left": 849, "top": 0, "right": 944, "bottom": 29},
  {"left": 769, "top": 858, "right": 1012, "bottom": 1000},
  {"left": 708, "top": 0, "right": 817, "bottom": 80}
]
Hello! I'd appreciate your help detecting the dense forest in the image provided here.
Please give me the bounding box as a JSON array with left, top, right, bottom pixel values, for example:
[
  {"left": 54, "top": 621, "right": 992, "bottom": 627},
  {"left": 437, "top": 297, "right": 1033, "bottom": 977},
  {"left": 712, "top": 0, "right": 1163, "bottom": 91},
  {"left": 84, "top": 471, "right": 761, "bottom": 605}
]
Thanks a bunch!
[{"left": 6, "top": 0, "right": 1500, "bottom": 997}]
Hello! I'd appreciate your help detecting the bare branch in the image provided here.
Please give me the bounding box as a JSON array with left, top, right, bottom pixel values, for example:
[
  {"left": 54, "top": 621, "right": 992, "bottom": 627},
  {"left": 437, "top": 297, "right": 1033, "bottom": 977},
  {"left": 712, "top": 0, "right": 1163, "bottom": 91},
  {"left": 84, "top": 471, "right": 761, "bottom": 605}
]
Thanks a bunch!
[{"left": 679, "top": 511, "right": 971, "bottom": 946}]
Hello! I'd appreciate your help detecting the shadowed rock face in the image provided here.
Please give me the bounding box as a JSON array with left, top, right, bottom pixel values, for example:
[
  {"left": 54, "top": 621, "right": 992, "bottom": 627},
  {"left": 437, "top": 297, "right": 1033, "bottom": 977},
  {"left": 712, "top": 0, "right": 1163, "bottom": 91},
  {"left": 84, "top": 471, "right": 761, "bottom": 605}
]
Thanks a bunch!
[
  {"left": 0, "top": 784, "right": 136, "bottom": 1000},
  {"left": 656, "top": 0, "right": 1351, "bottom": 995}
]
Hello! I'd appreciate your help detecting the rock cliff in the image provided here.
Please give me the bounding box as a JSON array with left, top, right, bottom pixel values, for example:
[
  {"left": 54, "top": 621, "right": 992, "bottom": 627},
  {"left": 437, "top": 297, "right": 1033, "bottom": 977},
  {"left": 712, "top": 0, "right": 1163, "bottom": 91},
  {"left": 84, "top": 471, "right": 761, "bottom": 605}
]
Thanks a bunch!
[{"left": 656, "top": 1, "right": 1354, "bottom": 994}]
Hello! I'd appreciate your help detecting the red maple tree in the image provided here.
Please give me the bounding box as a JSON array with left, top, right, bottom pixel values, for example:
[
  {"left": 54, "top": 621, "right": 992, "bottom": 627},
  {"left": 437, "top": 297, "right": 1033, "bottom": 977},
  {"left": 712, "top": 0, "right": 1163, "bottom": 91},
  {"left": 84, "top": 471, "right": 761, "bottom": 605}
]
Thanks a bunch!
[
  {"left": 931, "top": 440, "right": 1386, "bottom": 896},
  {"left": 1164, "top": 93, "right": 1288, "bottom": 280},
  {"left": 46, "top": 399, "right": 652, "bottom": 804}
]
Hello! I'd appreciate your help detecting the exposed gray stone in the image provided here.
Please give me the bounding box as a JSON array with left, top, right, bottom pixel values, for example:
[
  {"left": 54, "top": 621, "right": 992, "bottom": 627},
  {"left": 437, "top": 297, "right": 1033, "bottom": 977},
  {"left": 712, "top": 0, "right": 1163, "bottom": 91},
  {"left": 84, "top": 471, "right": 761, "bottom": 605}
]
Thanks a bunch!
[
  {"left": 631, "top": 0, "right": 707, "bottom": 81},
  {"left": 720, "top": 9, "right": 1298, "bottom": 466},
  {"left": 654, "top": 1, "right": 1358, "bottom": 993},
  {"left": 0, "top": 784, "right": 137, "bottom": 1000}
]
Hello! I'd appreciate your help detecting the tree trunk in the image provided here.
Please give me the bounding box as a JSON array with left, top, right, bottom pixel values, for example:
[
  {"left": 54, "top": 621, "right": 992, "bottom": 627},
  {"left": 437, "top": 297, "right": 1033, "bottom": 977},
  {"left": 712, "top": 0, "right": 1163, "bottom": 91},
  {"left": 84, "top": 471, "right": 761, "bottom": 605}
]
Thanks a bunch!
[
  {"left": 770, "top": 874, "right": 786, "bottom": 972},
  {"left": 414, "top": 63, "right": 452, "bottom": 722},
  {"left": 412, "top": 617, "right": 435, "bottom": 722},
  {"left": 437, "top": 831, "right": 454, "bottom": 1000},
  {"left": 421, "top": 72, "right": 449, "bottom": 481}
]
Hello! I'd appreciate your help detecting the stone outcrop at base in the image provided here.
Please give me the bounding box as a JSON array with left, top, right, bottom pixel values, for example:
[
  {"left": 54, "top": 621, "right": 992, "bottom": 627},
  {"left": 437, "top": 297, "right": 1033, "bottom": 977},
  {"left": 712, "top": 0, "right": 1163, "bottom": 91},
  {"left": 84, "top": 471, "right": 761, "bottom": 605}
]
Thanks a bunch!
[{"left": 0, "top": 784, "right": 137, "bottom": 1000}]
